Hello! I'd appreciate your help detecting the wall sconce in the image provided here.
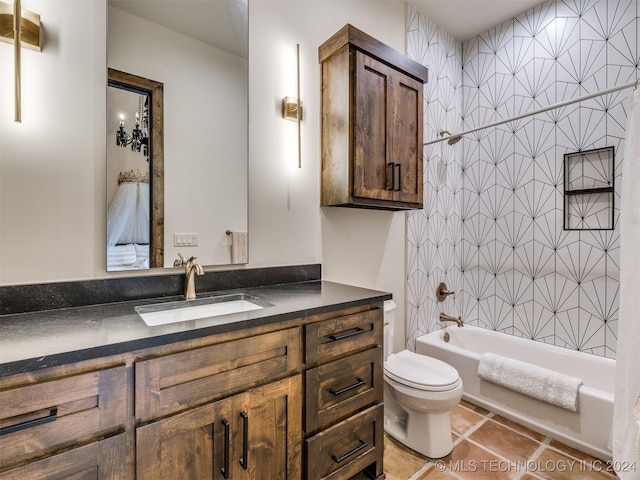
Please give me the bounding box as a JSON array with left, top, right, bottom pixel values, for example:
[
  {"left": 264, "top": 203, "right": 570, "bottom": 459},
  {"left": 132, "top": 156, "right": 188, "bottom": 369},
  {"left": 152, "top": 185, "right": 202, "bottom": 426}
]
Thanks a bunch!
[
  {"left": 281, "top": 43, "right": 302, "bottom": 168},
  {"left": 0, "top": 0, "right": 42, "bottom": 122}
]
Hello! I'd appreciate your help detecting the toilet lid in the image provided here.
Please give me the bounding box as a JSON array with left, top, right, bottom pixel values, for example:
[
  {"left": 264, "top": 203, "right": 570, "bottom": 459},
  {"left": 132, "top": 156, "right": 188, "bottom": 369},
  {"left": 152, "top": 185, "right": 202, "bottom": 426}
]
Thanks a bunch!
[{"left": 384, "top": 350, "right": 460, "bottom": 391}]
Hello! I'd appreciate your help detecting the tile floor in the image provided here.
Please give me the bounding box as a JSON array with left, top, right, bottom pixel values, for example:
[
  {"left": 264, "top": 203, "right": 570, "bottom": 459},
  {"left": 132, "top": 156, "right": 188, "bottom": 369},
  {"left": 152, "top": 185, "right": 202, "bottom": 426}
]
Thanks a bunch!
[{"left": 381, "top": 400, "right": 619, "bottom": 480}]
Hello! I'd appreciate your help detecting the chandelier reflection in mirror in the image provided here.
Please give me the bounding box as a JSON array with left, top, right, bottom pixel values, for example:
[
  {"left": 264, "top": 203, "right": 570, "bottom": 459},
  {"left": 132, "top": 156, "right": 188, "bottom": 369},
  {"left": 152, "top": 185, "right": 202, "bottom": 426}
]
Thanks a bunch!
[{"left": 116, "top": 95, "right": 149, "bottom": 158}]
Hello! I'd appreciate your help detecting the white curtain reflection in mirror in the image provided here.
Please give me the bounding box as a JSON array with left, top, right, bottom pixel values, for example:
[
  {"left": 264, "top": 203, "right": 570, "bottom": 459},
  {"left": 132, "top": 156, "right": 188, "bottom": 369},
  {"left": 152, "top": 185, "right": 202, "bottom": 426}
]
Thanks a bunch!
[
  {"left": 107, "top": 86, "right": 151, "bottom": 271},
  {"left": 107, "top": 171, "right": 150, "bottom": 270}
]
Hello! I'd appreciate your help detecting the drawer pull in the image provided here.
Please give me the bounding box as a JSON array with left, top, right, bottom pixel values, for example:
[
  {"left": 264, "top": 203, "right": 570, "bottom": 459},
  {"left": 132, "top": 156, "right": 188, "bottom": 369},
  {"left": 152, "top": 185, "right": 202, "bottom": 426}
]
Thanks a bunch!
[
  {"left": 331, "top": 439, "right": 368, "bottom": 463},
  {"left": 240, "top": 411, "right": 248, "bottom": 470},
  {"left": 329, "top": 327, "right": 366, "bottom": 341},
  {"left": 330, "top": 378, "right": 366, "bottom": 396},
  {"left": 221, "top": 419, "right": 230, "bottom": 479},
  {"left": 0, "top": 408, "right": 58, "bottom": 436}
]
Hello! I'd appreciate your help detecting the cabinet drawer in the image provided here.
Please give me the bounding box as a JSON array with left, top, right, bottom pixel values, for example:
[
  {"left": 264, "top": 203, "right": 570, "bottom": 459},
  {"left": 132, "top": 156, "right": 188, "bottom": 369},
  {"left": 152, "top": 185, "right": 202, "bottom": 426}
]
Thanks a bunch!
[
  {"left": 305, "top": 404, "right": 383, "bottom": 480},
  {"left": 305, "top": 347, "right": 382, "bottom": 433},
  {"left": 305, "top": 308, "right": 382, "bottom": 366},
  {"left": 0, "top": 366, "right": 126, "bottom": 470},
  {"left": 135, "top": 327, "right": 301, "bottom": 421},
  {"left": 0, "top": 433, "right": 126, "bottom": 480}
]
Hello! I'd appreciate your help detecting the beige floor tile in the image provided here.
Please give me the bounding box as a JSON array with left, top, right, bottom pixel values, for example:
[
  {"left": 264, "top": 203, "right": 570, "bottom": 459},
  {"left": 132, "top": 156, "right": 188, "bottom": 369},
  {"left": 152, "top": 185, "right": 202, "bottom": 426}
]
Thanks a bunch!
[
  {"left": 416, "top": 466, "right": 460, "bottom": 479},
  {"left": 450, "top": 404, "right": 485, "bottom": 436},
  {"left": 460, "top": 400, "right": 490, "bottom": 416},
  {"left": 490, "top": 415, "right": 547, "bottom": 442},
  {"left": 547, "top": 440, "right": 612, "bottom": 470},
  {"left": 383, "top": 434, "right": 430, "bottom": 480},
  {"left": 534, "top": 448, "right": 616, "bottom": 480},
  {"left": 468, "top": 419, "right": 542, "bottom": 463},
  {"left": 443, "top": 439, "right": 515, "bottom": 479},
  {"left": 382, "top": 401, "right": 609, "bottom": 480}
]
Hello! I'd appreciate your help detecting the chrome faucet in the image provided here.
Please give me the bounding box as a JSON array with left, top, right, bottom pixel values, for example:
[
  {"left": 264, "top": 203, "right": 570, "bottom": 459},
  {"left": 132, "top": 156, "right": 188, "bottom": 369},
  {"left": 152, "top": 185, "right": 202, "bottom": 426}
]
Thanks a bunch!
[
  {"left": 439, "top": 313, "right": 463, "bottom": 327},
  {"left": 179, "top": 254, "right": 204, "bottom": 301}
]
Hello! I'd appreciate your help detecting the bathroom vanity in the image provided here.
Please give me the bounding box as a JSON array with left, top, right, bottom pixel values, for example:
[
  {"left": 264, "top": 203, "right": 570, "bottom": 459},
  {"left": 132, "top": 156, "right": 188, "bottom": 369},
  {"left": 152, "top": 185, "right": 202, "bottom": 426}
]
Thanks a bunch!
[{"left": 0, "top": 279, "right": 389, "bottom": 480}]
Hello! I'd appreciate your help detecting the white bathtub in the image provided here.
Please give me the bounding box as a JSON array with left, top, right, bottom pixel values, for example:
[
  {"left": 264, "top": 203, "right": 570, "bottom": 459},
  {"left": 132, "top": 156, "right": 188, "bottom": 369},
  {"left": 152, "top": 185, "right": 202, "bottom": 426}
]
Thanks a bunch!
[{"left": 415, "top": 325, "right": 615, "bottom": 460}]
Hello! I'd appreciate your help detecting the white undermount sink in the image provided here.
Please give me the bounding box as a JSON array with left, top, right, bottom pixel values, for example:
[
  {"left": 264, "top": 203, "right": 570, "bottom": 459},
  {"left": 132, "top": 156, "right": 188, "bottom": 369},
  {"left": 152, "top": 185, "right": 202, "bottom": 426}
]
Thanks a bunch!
[{"left": 135, "top": 294, "right": 272, "bottom": 327}]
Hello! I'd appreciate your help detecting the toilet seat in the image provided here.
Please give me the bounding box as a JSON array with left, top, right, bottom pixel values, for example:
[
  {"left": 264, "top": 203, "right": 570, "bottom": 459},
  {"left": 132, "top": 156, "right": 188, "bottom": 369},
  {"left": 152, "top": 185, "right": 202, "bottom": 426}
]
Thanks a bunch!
[{"left": 384, "top": 350, "right": 460, "bottom": 392}]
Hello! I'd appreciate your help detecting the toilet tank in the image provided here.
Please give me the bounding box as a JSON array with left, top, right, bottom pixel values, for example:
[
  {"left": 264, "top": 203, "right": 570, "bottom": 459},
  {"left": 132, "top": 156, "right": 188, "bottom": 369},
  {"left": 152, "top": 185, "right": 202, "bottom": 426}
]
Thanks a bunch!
[{"left": 383, "top": 300, "right": 396, "bottom": 360}]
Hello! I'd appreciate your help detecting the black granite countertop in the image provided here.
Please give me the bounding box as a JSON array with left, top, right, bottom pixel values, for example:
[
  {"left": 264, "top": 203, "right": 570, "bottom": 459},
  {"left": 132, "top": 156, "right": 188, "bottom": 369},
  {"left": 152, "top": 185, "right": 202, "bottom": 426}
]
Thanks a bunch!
[{"left": 0, "top": 280, "right": 391, "bottom": 377}]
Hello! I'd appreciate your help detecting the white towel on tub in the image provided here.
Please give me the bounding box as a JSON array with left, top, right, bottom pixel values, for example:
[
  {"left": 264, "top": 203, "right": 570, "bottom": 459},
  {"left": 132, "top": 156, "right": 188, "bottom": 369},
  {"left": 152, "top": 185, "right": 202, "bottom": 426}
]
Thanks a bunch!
[{"left": 477, "top": 352, "right": 583, "bottom": 412}]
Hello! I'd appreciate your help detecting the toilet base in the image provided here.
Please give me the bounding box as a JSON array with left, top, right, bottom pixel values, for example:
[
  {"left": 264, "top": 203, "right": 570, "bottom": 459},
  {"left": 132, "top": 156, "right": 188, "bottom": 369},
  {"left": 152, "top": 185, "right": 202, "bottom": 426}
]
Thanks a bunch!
[
  {"left": 383, "top": 381, "right": 460, "bottom": 458},
  {"left": 384, "top": 406, "right": 454, "bottom": 458}
]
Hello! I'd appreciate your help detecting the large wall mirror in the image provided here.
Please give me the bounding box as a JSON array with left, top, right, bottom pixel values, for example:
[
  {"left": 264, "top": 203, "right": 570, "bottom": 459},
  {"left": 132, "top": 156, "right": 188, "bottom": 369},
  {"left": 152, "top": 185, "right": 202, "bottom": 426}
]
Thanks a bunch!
[{"left": 106, "top": 0, "right": 248, "bottom": 271}]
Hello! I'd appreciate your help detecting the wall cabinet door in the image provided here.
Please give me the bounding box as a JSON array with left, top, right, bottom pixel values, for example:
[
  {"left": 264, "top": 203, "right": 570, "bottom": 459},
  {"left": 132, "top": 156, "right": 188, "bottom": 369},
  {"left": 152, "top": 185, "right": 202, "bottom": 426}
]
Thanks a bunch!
[
  {"left": 136, "top": 375, "right": 302, "bottom": 480},
  {"left": 320, "top": 24, "right": 427, "bottom": 211},
  {"left": 354, "top": 52, "right": 423, "bottom": 206}
]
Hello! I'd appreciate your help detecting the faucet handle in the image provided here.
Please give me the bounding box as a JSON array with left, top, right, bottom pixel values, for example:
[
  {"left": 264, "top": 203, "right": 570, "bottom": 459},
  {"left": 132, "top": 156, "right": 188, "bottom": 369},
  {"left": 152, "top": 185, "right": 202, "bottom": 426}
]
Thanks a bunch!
[
  {"left": 173, "top": 253, "right": 186, "bottom": 267},
  {"left": 436, "top": 282, "right": 455, "bottom": 302}
]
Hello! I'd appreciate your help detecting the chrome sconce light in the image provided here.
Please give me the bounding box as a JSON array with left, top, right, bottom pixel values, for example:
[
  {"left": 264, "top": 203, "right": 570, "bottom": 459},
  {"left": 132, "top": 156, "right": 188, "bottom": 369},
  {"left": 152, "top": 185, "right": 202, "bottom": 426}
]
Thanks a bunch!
[
  {"left": 0, "top": 0, "right": 42, "bottom": 122},
  {"left": 281, "top": 43, "right": 302, "bottom": 168}
]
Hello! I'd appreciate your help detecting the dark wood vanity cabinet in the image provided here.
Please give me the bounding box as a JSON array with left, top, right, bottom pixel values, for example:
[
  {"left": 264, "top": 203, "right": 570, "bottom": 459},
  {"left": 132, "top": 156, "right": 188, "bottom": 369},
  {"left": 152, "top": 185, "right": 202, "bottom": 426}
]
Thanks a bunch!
[
  {"left": 0, "top": 300, "right": 385, "bottom": 480},
  {"left": 319, "top": 24, "right": 428, "bottom": 210}
]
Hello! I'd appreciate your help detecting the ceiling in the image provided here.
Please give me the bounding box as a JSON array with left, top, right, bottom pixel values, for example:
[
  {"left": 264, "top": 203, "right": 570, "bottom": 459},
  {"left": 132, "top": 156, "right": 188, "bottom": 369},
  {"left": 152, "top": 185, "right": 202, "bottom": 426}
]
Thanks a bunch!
[
  {"left": 108, "top": 0, "right": 546, "bottom": 58},
  {"left": 409, "top": 0, "right": 546, "bottom": 41},
  {"left": 108, "top": 0, "right": 248, "bottom": 58}
]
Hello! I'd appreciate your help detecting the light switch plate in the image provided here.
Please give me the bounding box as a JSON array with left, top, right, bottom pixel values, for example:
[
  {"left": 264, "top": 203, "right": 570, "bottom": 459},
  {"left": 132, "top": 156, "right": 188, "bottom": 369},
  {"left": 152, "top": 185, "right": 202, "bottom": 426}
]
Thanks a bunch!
[{"left": 173, "top": 233, "right": 199, "bottom": 246}]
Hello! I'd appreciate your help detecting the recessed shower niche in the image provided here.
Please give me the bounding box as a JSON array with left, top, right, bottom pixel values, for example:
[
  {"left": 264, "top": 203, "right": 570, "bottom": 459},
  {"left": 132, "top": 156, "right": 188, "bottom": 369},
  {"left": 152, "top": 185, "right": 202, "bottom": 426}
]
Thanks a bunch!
[{"left": 563, "top": 146, "right": 615, "bottom": 231}]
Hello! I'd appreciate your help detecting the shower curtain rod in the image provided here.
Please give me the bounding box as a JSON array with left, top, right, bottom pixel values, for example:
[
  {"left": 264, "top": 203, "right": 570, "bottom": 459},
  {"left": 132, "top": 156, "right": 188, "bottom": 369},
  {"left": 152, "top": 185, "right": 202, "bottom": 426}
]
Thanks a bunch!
[{"left": 425, "top": 78, "right": 639, "bottom": 146}]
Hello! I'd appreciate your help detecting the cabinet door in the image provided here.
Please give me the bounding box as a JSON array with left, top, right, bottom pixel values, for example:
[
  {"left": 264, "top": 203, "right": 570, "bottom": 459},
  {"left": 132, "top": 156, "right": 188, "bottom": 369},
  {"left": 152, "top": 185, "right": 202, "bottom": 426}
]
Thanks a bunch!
[
  {"left": 353, "top": 52, "right": 396, "bottom": 202},
  {"left": 136, "top": 375, "right": 302, "bottom": 480},
  {"left": 354, "top": 51, "right": 423, "bottom": 206},
  {"left": 390, "top": 72, "right": 423, "bottom": 205}
]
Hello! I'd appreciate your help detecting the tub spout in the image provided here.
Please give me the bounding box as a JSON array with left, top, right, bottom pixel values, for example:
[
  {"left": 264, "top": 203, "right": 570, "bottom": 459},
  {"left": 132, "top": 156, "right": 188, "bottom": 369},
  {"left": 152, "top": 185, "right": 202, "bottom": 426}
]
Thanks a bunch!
[{"left": 440, "top": 313, "right": 463, "bottom": 327}]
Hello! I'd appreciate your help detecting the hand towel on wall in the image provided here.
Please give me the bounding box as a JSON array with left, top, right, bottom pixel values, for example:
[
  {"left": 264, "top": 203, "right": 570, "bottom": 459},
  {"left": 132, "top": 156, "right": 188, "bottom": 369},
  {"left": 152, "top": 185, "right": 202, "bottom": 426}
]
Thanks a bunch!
[{"left": 230, "top": 231, "right": 248, "bottom": 264}]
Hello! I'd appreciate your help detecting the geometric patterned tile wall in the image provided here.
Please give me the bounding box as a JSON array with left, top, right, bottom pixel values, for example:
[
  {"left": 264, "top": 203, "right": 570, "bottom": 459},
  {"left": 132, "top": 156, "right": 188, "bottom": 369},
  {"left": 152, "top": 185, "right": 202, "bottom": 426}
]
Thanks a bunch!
[
  {"left": 407, "top": 7, "right": 464, "bottom": 351},
  {"left": 407, "top": 0, "right": 638, "bottom": 358}
]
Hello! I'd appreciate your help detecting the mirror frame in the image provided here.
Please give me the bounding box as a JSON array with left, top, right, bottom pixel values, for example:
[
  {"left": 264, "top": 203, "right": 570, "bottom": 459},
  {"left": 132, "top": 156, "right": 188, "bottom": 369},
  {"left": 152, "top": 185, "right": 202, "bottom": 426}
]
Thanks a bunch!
[{"left": 107, "top": 68, "right": 164, "bottom": 268}]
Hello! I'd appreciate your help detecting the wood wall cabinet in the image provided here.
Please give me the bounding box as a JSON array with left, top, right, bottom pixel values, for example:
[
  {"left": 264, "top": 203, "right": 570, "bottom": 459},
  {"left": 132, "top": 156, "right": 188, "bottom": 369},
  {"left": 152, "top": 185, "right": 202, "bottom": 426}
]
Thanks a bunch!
[{"left": 319, "top": 24, "right": 429, "bottom": 210}]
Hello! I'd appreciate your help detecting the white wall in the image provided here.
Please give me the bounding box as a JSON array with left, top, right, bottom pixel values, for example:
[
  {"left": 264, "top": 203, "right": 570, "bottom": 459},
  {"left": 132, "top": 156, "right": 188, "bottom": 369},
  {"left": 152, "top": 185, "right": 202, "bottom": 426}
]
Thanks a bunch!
[
  {"left": 248, "top": 0, "right": 407, "bottom": 352},
  {"left": 0, "top": 0, "right": 107, "bottom": 284},
  {"left": 0, "top": 0, "right": 408, "bottom": 352}
]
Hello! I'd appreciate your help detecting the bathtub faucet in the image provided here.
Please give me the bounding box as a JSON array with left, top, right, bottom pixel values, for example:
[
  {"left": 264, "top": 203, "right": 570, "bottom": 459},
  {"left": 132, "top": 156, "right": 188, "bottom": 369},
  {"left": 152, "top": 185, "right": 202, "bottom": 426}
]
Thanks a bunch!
[{"left": 440, "top": 313, "right": 463, "bottom": 327}]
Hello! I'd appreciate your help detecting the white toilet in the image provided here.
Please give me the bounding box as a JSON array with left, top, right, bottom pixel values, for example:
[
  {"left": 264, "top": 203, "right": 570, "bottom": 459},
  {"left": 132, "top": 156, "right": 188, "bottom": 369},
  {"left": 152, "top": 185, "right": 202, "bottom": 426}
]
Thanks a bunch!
[{"left": 383, "top": 300, "right": 463, "bottom": 458}]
